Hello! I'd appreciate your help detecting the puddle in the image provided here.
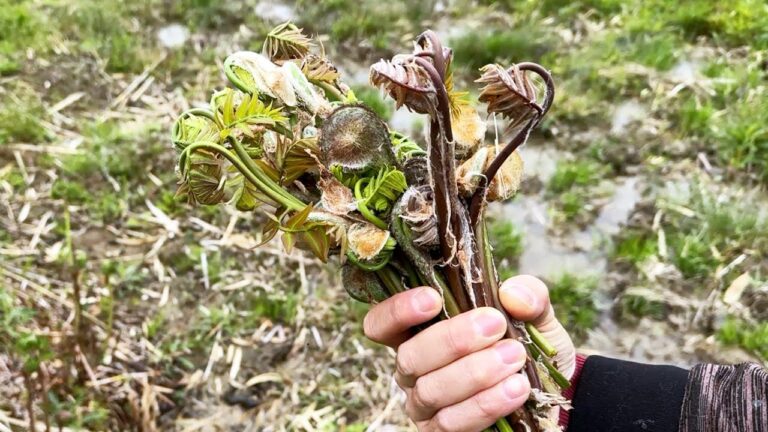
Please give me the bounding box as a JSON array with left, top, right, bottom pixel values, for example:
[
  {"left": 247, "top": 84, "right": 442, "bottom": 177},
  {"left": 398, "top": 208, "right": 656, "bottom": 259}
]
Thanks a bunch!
[
  {"left": 611, "top": 101, "right": 646, "bottom": 135},
  {"left": 593, "top": 177, "right": 642, "bottom": 236},
  {"left": 500, "top": 195, "right": 606, "bottom": 278},
  {"left": 254, "top": 1, "right": 295, "bottom": 22},
  {"left": 518, "top": 144, "right": 566, "bottom": 183},
  {"left": 499, "top": 144, "right": 642, "bottom": 280}
]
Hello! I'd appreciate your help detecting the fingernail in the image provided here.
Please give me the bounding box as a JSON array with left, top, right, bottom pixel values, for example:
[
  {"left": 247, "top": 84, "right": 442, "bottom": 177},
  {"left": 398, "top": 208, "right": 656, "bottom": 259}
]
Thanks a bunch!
[
  {"left": 501, "top": 283, "right": 538, "bottom": 310},
  {"left": 495, "top": 341, "right": 524, "bottom": 365},
  {"left": 472, "top": 310, "right": 504, "bottom": 337},
  {"left": 412, "top": 288, "right": 439, "bottom": 313},
  {"left": 503, "top": 375, "right": 528, "bottom": 399}
]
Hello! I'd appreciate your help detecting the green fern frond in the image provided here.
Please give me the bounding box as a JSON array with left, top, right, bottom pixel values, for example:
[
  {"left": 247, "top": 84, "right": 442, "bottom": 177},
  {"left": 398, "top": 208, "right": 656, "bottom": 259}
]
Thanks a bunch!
[
  {"left": 211, "top": 89, "right": 290, "bottom": 137},
  {"left": 171, "top": 109, "right": 220, "bottom": 152},
  {"left": 357, "top": 166, "right": 408, "bottom": 212},
  {"left": 390, "top": 131, "right": 426, "bottom": 162},
  {"left": 330, "top": 165, "right": 360, "bottom": 188},
  {"left": 263, "top": 22, "right": 312, "bottom": 61}
]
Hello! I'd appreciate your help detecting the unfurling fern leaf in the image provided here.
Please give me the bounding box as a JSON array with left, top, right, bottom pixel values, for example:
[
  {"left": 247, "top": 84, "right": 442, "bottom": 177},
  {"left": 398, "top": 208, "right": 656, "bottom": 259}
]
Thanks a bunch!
[
  {"left": 171, "top": 109, "right": 220, "bottom": 152},
  {"left": 263, "top": 22, "right": 313, "bottom": 61},
  {"left": 211, "top": 89, "right": 291, "bottom": 143},
  {"left": 390, "top": 131, "right": 426, "bottom": 162},
  {"left": 356, "top": 167, "right": 408, "bottom": 212}
]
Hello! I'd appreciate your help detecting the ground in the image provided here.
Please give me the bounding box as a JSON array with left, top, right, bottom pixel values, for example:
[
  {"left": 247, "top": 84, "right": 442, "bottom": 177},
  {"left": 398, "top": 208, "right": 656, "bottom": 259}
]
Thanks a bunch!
[{"left": 0, "top": 0, "right": 767, "bottom": 431}]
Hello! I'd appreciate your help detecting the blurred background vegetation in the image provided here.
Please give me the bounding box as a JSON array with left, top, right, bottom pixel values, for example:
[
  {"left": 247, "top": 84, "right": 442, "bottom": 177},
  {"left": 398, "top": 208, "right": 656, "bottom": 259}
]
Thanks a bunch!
[{"left": 1, "top": 0, "right": 766, "bottom": 430}]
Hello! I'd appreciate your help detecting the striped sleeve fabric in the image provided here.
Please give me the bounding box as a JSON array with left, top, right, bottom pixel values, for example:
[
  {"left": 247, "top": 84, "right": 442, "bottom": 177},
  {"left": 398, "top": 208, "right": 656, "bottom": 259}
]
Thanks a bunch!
[{"left": 679, "top": 362, "right": 768, "bottom": 432}]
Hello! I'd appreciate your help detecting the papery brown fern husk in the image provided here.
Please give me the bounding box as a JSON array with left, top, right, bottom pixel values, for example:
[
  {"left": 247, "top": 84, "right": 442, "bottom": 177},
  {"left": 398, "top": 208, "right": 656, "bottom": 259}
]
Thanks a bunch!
[
  {"left": 263, "top": 22, "right": 313, "bottom": 61},
  {"left": 300, "top": 53, "right": 341, "bottom": 83},
  {"left": 369, "top": 58, "right": 437, "bottom": 114},
  {"left": 477, "top": 64, "right": 542, "bottom": 128}
]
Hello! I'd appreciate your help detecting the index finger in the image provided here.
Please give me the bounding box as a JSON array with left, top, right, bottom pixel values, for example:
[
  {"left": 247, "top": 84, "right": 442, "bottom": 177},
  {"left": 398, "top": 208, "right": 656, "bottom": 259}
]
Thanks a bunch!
[{"left": 363, "top": 287, "right": 443, "bottom": 348}]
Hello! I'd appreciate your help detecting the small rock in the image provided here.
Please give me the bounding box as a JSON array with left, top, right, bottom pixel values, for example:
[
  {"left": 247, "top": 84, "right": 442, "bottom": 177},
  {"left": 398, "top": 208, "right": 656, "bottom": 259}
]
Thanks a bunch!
[{"left": 157, "top": 24, "right": 189, "bottom": 49}]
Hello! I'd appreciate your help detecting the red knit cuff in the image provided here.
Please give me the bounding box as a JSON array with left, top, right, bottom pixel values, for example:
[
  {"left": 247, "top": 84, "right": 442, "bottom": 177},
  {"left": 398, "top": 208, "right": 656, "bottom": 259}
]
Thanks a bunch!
[{"left": 558, "top": 354, "right": 587, "bottom": 429}]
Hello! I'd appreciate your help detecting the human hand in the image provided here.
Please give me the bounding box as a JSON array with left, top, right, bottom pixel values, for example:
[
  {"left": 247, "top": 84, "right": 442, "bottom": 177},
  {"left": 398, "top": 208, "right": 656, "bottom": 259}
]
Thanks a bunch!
[{"left": 363, "top": 275, "right": 576, "bottom": 431}]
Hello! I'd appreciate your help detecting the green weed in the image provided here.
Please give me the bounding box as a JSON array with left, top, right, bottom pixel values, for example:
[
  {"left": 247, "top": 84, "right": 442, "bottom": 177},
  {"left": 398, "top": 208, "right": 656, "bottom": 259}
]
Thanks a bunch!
[
  {"left": 251, "top": 290, "right": 301, "bottom": 324},
  {"left": 624, "top": 0, "right": 768, "bottom": 49},
  {"left": 488, "top": 219, "right": 524, "bottom": 261},
  {"left": 0, "top": 85, "right": 49, "bottom": 145},
  {"left": 547, "top": 159, "right": 606, "bottom": 194},
  {"left": 486, "top": 0, "right": 623, "bottom": 18},
  {"left": 677, "top": 96, "right": 715, "bottom": 137},
  {"left": 0, "top": 0, "right": 47, "bottom": 75},
  {"left": 613, "top": 230, "right": 657, "bottom": 264},
  {"left": 546, "top": 159, "right": 608, "bottom": 224},
  {"left": 716, "top": 98, "right": 768, "bottom": 183},
  {"left": 618, "top": 287, "right": 667, "bottom": 321},
  {"left": 548, "top": 274, "right": 599, "bottom": 341},
  {"left": 56, "top": 1, "right": 152, "bottom": 73},
  {"left": 662, "top": 183, "right": 767, "bottom": 281},
  {"left": 488, "top": 218, "right": 524, "bottom": 279},
  {"left": 51, "top": 179, "right": 91, "bottom": 204},
  {"left": 718, "top": 317, "right": 768, "bottom": 361},
  {"left": 295, "top": 0, "right": 432, "bottom": 51},
  {"left": 451, "top": 25, "right": 554, "bottom": 70}
]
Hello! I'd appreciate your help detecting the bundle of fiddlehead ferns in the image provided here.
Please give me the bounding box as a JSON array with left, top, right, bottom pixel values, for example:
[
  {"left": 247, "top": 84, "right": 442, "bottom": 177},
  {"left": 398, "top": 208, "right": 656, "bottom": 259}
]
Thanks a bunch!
[{"left": 171, "top": 22, "right": 566, "bottom": 432}]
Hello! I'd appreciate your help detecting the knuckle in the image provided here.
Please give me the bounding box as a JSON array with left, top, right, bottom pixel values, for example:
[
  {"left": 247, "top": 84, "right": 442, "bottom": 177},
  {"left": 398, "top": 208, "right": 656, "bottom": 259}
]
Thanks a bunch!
[
  {"left": 445, "top": 320, "right": 470, "bottom": 356},
  {"left": 466, "top": 358, "right": 492, "bottom": 385},
  {"left": 395, "top": 345, "right": 418, "bottom": 381},
  {"left": 471, "top": 392, "right": 500, "bottom": 422},
  {"left": 432, "top": 411, "right": 458, "bottom": 432},
  {"left": 411, "top": 378, "right": 439, "bottom": 411}
]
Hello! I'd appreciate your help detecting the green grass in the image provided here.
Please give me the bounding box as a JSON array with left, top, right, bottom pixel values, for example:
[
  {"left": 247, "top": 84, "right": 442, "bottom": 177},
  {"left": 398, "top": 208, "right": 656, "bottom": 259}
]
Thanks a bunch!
[
  {"left": 295, "top": 0, "right": 433, "bottom": 51},
  {"left": 659, "top": 183, "right": 768, "bottom": 281},
  {"left": 49, "top": 120, "right": 165, "bottom": 222},
  {"left": 56, "top": 1, "right": 153, "bottom": 73},
  {"left": 488, "top": 218, "right": 524, "bottom": 279},
  {"left": 548, "top": 159, "right": 606, "bottom": 194},
  {"left": 482, "top": 0, "right": 624, "bottom": 18},
  {"left": 0, "top": 0, "right": 48, "bottom": 75},
  {"left": 613, "top": 230, "right": 658, "bottom": 264},
  {"left": 618, "top": 287, "right": 667, "bottom": 321},
  {"left": 548, "top": 274, "right": 599, "bottom": 341},
  {"left": 670, "top": 54, "right": 768, "bottom": 183},
  {"left": 546, "top": 159, "right": 608, "bottom": 223},
  {"left": 718, "top": 317, "right": 768, "bottom": 361},
  {"left": 716, "top": 98, "right": 768, "bottom": 183},
  {"left": 451, "top": 25, "right": 555, "bottom": 70},
  {"left": 623, "top": 0, "right": 768, "bottom": 49},
  {"left": 0, "top": 84, "right": 49, "bottom": 145}
]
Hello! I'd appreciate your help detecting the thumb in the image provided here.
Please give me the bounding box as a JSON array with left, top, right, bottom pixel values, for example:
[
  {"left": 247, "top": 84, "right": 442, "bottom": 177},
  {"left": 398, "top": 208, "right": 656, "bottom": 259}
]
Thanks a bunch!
[
  {"left": 499, "top": 275, "right": 577, "bottom": 379},
  {"left": 498, "top": 275, "right": 551, "bottom": 324}
]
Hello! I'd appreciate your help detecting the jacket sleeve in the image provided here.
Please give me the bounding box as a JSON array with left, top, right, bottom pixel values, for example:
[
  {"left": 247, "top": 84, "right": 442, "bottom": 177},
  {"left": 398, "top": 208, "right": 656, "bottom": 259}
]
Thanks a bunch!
[
  {"left": 563, "top": 356, "right": 768, "bottom": 432},
  {"left": 679, "top": 362, "right": 768, "bottom": 432},
  {"left": 565, "top": 355, "right": 689, "bottom": 432}
]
